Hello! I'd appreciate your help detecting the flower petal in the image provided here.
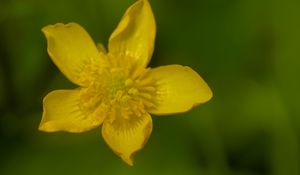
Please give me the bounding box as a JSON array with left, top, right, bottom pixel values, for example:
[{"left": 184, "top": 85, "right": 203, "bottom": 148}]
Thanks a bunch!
[
  {"left": 102, "top": 112, "right": 152, "bottom": 166},
  {"left": 39, "top": 89, "right": 104, "bottom": 133},
  {"left": 108, "top": 0, "right": 156, "bottom": 68},
  {"left": 148, "top": 65, "right": 213, "bottom": 115},
  {"left": 42, "top": 23, "right": 103, "bottom": 86}
]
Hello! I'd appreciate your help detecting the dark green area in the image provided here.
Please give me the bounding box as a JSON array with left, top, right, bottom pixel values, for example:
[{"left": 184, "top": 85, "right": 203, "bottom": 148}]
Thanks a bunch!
[{"left": 1, "top": 0, "right": 300, "bottom": 174}]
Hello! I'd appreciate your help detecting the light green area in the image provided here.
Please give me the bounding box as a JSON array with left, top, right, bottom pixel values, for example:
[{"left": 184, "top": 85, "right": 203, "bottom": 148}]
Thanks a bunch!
[{"left": 0, "top": 0, "right": 299, "bottom": 174}]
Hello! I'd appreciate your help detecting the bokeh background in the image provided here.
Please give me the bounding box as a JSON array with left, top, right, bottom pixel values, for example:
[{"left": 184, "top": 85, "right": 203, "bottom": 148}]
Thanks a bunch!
[{"left": 1, "top": 0, "right": 300, "bottom": 174}]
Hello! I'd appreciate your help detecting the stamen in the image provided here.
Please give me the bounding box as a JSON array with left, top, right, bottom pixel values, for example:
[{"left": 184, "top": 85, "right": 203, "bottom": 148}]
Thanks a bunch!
[
  {"left": 137, "top": 68, "right": 150, "bottom": 79},
  {"left": 125, "top": 79, "right": 133, "bottom": 87},
  {"left": 140, "top": 86, "right": 156, "bottom": 92},
  {"left": 135, "top": 76, "right": 154, "bottom": 87},
  {"left": 121, "top": 95, "right": 131, "bottom": 103},
  {"left": 139, "top": 92, "right": 152, "bottom": 100},
  {"left": 128, "top": 88, "right": 139, "bottom": 95},
  {"left": 143, "top": 99, "right": 155, "bottom": 108}
]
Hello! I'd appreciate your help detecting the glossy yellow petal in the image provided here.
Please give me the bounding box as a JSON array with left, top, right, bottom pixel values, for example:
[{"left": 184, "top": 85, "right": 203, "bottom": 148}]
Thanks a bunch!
[
  {"left": 102, "top": 112, "right": 152, "bottom": 166},
  {"left": 42, "top": 23, "right": 103, "bottom": 86},
  {"left": 39, "top": 89, "right": 104, "bottom": 133},
  {"left": 108, "top": 0, "right": 156, "bottom": 68},
  {"left": 148, "top": 65, "right": 213, "bottom": 115}
]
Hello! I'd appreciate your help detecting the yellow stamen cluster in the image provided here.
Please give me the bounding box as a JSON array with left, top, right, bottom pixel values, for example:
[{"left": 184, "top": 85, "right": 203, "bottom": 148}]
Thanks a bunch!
[{"left": 79, "top": 61, "right": 157, "bottom": 124}]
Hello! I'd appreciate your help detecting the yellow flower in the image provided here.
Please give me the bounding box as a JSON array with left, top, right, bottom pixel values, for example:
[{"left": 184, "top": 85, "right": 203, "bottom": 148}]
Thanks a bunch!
[{"left": 39, "top": 0, "right": 212, "bottom": 166}]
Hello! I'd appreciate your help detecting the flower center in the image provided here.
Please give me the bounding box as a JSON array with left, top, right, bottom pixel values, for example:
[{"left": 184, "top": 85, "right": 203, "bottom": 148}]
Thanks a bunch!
[
  {"left": 106, "top": 76, "right": 126, "bottom": 99},
  {"left": 79, "top": 65, "right": 157, "bottom": 122}
]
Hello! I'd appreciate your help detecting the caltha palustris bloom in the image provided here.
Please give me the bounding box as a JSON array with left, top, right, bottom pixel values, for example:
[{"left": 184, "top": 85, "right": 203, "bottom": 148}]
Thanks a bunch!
[{"left": 39, "top": 0, "right": 212, "bottom": 165}]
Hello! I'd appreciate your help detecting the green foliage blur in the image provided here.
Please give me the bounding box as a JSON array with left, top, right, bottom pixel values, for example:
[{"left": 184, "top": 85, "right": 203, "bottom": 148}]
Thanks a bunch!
[{"left": 1, "top": 0, "right": 300, "bottom": 175}]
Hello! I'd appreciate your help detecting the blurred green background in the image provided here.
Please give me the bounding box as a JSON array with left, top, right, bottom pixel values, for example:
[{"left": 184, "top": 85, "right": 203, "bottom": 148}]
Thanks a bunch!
[{"left": 1, "top": 0, "right": 300, "bottom": 175}]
